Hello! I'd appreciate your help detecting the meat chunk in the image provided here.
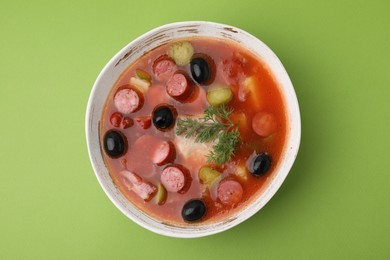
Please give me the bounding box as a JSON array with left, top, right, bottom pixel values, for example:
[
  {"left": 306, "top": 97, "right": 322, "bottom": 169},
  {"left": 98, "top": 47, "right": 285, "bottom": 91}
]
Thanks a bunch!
[
  {"left": 173, "top": 124, "right": 214, "bottom": 170},
  {"left": 121, "top": 170, "right": 157, "bottom": 201}
]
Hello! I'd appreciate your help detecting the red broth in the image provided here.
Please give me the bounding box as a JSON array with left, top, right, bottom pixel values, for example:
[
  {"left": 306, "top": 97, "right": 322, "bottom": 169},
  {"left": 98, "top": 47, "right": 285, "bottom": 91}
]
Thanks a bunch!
[{"left": 100, "top": 37, "right": 287, "bottom": 225}]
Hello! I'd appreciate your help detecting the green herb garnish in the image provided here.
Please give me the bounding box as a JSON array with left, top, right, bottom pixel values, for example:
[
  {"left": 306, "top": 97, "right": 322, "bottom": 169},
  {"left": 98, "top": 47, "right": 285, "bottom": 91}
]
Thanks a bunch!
[{"left": 176, "top": 104, "right": 241, "bottom": 164}]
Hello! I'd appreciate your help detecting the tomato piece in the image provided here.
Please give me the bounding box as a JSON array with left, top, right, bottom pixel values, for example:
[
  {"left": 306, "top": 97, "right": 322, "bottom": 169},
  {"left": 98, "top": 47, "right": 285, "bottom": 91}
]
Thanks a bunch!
[
  {"left": 135, "top": 116, "right": 152, "bottom": 129},
  {"left": 110, "top": 112, "right": 123, "bottom": 127},
  {"left": 122, "top": 117, "right": 134, "bottom": 129}
]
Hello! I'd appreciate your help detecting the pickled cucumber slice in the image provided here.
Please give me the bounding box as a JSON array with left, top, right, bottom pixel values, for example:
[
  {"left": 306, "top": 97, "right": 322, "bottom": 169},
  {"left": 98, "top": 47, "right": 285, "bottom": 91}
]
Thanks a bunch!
[
  {"left": 154, "top": 183, "right": 167, "bottom": 205},
  {"left": 135, "top": 69, "right": 152, "bottom": 81},
  {"left": 198, "top": 167, "right": 221, "bottom": 186},
  {"left": 168, "top": 41, "right": 194, "bottom": 66},
  {"left": 206, "top": 85, "right": 233, "bottom": 106}
]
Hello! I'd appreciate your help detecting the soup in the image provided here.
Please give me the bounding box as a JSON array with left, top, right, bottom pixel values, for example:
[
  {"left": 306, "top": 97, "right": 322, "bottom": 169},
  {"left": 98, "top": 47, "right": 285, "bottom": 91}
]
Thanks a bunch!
[{"left": 100, "top": 36, "right": 287, "bottom": 225}]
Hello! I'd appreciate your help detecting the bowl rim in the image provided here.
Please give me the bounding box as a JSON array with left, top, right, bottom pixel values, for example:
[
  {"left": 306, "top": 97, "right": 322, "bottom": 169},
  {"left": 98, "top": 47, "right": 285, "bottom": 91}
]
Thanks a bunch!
[{"left": 85, "top": 21, "right": 301, "bottom": 238}]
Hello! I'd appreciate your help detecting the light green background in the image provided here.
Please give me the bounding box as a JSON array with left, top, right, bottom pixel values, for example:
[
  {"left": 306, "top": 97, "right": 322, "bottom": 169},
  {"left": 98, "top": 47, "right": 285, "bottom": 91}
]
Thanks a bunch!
[{"left": 1, "top": 0, "right": 389, "bottom": 259}]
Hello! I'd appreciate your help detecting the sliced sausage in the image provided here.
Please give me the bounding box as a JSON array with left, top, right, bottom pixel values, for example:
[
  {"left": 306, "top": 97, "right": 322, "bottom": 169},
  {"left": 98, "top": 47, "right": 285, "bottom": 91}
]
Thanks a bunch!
[
  {"left": 114, "top": 88, "right": 142, "bottom": 114},
  {"left": 145, "top": 84, "right": 170, "bottom": 108},
  {"left": 217, "top": 179, "right": 243, "bottom": 206},
  {"left": 121, "top": 170, "right": 157, "bottom": 201},
  {"left": 127, "top": 135, "right": 158, "bottom": 177},
  {"left": 152, "top": 141, "right": 175, "bottom": 166},
  {"left": 160, "top": 165, "right": 191, "bottom": 193},
  {"left": 153, "top": 56, "right": 176, "bottom": 82},
  {"left": 252, "top": 112, "right": 277, "bottom": 137},
  {"left": 166, "top": 72, "right": 192, "bottom": 100},
  {"left": 180, "top": 86, "right": 208, "bottom": 114}
]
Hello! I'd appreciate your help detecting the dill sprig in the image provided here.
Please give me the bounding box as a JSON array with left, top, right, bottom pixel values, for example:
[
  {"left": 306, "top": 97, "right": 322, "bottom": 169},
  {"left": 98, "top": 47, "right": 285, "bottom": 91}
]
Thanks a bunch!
[{"left": 176, "top": 104, "right": 241, "bottom": 164}]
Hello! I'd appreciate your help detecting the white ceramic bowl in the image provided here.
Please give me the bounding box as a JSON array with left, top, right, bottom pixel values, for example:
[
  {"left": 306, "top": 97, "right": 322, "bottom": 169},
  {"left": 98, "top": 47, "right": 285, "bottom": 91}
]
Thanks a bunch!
[{"left": 85, "top": 21, "right": 301, "bottom": 238}]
